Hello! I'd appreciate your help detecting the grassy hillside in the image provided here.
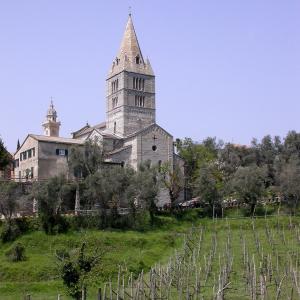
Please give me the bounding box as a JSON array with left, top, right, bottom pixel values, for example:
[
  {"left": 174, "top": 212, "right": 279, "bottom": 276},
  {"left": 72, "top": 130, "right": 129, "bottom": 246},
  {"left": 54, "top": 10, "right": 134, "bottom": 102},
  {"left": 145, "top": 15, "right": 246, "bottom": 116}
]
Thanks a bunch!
[
  {"left": 0, "top": 215, "right": 192, "bottom": 299},
  {"left": 1, "top": 212, "right": 300, "bottom": 299}
]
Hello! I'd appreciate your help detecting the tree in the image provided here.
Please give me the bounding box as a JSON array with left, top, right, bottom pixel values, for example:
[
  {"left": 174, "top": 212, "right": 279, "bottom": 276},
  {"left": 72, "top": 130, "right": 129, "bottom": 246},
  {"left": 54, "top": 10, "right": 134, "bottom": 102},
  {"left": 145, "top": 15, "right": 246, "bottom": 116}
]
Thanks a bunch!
[
  {"left": 279, "top": 156, "right": 300, "bottom": 214},
  {"left": 83, "top": 166, "right": 134, "bottom": 227},
  {"left": 193, "top": 163, "right": 223, "bottom": 217},
  {"left": 31, "top": 175, "right": 70, "bottom": 234},
  {"left": 229, "top": 165, "right": 266, "bottom": 216},
  {"left": 0, "top": 181, "right": 21, "bottom": 222},
  {"left": 68, "top": 140, "right": 104, "bottom": 178},
  {"left": 283, "top": 130, "right": 300, "bottom": 161},
  {"left": 161, "top": 163, "right": 184, "bottom": 210},
  {"left": 129, "top": 161, "right": 159, "bottom": 225},
  {"left": 0, "top": 138, "right": 10, "bottom": 170},
  {"left": 56, "top": 243, "right": 101, "bottom": 299},
  {"left": 0, "top": 181, "right": 23, "bottom": 242},
  {"left": 219, "top": 143, "right": 255, "bottom": 181},
  {"left": 176, "top": 137, "right": 221, "bottom": 186}
]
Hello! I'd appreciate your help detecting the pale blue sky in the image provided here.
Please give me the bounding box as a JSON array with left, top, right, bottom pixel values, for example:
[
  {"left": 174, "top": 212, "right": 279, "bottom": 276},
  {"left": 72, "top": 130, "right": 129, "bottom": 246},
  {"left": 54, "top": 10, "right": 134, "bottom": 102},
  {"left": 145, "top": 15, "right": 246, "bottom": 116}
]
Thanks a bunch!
[{"left": 0, "top": 0, "right": 299, "bottom": 152}]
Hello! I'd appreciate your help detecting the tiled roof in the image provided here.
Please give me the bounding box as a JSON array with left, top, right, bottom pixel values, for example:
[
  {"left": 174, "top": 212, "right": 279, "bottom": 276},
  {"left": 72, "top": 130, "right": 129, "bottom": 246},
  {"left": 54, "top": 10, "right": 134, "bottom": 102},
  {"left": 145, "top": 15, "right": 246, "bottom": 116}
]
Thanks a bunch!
[
  {"left": 73, "top": 122, "right": 106, "bottom": 137},
  {"left": 30, "top": 134, "right": 84, "bottom": 145},
  {"left": 108, "top": 145, "right": 132, "bottom": 155}
]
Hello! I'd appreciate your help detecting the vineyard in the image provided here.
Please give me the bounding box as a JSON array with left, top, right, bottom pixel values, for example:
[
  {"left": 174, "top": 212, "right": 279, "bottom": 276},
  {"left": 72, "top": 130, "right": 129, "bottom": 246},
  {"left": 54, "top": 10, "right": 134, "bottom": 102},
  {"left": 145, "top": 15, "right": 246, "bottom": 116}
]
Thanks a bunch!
[{"left": 100, "top": 217, "right": 300, "bottom": 300}]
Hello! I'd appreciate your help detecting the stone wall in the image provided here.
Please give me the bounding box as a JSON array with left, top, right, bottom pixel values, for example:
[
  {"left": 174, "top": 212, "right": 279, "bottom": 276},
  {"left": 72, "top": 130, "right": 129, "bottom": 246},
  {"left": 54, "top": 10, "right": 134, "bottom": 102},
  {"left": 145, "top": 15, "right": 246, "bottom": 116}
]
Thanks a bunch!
[{"left": 14, "top": 136, "right": 39, "bottom": 180}]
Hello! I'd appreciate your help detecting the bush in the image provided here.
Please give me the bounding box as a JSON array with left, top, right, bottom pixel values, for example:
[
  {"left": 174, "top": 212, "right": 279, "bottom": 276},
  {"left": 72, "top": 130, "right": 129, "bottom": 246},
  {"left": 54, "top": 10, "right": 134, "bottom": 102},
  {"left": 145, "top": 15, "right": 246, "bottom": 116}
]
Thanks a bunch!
[
  {"left": 5, "top": 242, "right": 26, "bottom": 262},
  {"left": 14, "top": 217, "right": 31, "bottom": 233},
  {"left": 40, "top": 215, "right": 69, "bottom": 235},
  {"left": 68, "top": 215, "right": 96, "bottom": 230},
  {"left": 0, "top": 222, "right": 21, "bottom": 243},
  {"left": 129, "top": 260, "right": 147, "bottom": 278},
  {"left": 174, "top": 208, "right": 204, "bottom": 221}
]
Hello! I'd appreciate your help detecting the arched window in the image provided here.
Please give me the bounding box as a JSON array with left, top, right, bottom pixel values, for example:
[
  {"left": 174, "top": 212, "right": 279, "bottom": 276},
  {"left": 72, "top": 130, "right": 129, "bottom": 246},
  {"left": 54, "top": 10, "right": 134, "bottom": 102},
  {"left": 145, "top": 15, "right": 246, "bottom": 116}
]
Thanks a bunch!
[{"left": 135, "top": 55, "right": 140, "bottom": 64}]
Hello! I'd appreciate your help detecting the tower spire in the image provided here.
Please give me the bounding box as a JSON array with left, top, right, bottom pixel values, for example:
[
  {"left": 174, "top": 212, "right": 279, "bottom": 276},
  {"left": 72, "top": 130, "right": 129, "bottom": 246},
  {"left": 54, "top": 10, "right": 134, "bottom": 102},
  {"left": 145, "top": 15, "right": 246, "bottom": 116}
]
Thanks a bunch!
[
  {"left": 117, "top": 14, "right": 144, "bottom": 64},
  {"left": 42, "top": 100, "right": 61, "bottom": 137},
  {"left": 108, "top": 14, "right": 154, "bottom": 76}
]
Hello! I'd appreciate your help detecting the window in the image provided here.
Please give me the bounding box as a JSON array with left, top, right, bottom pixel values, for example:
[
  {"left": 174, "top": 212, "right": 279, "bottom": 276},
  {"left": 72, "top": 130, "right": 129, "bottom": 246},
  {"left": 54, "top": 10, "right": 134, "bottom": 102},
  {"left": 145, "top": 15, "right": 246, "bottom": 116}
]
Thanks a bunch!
[
  {"left": 56, "top": 149, "right": 68, "bottom": 156},
  {"left": 114, "top": 122, "right": 116, "bottom": 134},
  {"left": 14, "top": 159, "right": 19, "bottom": 168},
  {"left": 25, "top": 169, "right": 30, "bottom": 180},
  {"left": 32, "top": 147, "right": 35, "bottom": 157},
  {"left": 112, "top": 97, "right": 118, "bottom": 108},
  {"left": 133, "top": 77, "right": 145, "bottom": 91},
  {"left": 111, "top": 79, "right": 119, "bottom": 93},
  {"left": 23, "top": 151, "right": 27, "bottom": 160},
  {"left": 31, "top": 167, "right": 34, "bottom": 179},
  {"left": 135, "top": 95, "right": 145, "bottom": 107},
  {"left": 135, "top": 55, "right": 140, "bottom": 64},
  {"left": 152, "top": 145, "right": 157, "bottom": 151},
  {"left": 28, "top": 149, "right": 32, "bottom": 158}
]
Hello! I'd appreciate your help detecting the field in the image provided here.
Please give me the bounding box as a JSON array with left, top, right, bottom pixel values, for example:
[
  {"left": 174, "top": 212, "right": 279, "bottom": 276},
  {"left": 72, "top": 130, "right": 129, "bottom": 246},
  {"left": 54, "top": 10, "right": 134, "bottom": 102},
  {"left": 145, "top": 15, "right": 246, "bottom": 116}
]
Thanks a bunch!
[{"left": 0, "top": 213, "right": 300, "bottom": 299}]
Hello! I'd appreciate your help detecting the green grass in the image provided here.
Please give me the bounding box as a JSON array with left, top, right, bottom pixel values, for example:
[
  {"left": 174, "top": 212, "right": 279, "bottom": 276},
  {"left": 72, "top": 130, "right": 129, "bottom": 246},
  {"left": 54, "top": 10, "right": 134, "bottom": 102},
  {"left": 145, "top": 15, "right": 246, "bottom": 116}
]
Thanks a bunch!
[
  {"left": 1, "top": 212, "right": 300, "bottom": 299},
  {"left": 0, "top": 215, "right": 190, "bottom": 299}
]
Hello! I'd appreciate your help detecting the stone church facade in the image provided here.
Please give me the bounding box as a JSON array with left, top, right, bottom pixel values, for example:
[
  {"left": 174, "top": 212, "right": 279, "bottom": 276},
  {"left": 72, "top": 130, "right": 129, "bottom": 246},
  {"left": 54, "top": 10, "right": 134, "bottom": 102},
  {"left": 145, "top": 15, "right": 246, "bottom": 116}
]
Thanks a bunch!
[{"left": 14, "top": 15, "right": 184, "bottom": 206}]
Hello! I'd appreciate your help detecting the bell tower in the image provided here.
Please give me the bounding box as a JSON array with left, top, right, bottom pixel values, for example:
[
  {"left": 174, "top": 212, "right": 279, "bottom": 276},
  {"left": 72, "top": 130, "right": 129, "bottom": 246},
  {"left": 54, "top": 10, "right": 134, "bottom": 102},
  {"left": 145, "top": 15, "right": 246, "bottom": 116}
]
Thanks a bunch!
[
  {"left": 42, "top": 100, "right": 61, "bottom": 137},
  {"left": 106, "top": 14, "right": 156, "bottom": 137}
]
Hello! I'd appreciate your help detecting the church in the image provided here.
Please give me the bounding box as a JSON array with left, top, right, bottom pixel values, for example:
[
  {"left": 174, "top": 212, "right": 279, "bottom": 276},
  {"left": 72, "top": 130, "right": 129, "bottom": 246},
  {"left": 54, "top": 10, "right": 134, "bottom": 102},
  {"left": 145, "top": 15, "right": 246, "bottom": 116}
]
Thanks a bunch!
[{"left": 14, "top": 14, "right": 184, "bottom": 206}]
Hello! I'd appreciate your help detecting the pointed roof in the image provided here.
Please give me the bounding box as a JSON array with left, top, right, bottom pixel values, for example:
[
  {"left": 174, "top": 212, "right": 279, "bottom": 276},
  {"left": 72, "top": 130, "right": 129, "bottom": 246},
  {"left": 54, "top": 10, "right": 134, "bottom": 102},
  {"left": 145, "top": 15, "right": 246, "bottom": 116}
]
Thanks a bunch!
[
  {"left": 108, "top": 14, "right": 154, "bottom": 77},
  {"left": 117, "top": 14, "right": 144, "bottom": 64}
]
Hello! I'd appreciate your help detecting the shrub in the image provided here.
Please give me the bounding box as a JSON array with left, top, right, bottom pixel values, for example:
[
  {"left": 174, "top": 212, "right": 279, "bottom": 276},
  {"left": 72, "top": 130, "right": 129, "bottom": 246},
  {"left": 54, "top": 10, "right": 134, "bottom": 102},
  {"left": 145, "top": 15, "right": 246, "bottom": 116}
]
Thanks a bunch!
[
  {"left": 0, "top": 222, "right": 21, "bottom": 243},
  {"left": 40, "top": 215, "right": 69, "bottom": 235},
  {"left": 5, "top": 242, "right": 26, "bottom": 262},
  {"left": 14, "top": 217, "right": 31, "bottom": 233}
]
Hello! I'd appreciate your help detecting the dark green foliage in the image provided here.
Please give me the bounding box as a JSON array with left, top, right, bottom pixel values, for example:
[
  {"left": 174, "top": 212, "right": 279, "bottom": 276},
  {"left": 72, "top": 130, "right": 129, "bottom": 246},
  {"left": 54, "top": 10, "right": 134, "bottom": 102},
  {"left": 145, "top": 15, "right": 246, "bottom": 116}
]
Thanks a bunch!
[
  {"left": 5, "top": 242, "right": 26, "bottom": 262},
  {"left": 0, "top": 138, "right": 10, "bottom": 170},
  {"left": 0, "top": 181, "right": 21, "bottom": 221},
  {"left": 14, "top": 217, "right": 31, "bottom": 233},
  {"left": 230, "top": 165, "right": 266, "bottom": 216},
  {"left": 129, "top": 260, "right": 147, "bottom": 278},
  {"left": 31, "top": 175, "right": 71, "bottom": 234},
  {"left": 68, "top": 140, "right": 104, "bottom": 178},
  {"left": 279, "top": 156, "right": 300, "bottom": 214},
  {"left": 57, "top": 243, "right": 100, "bottom": 299},
  {"left": 193, "top": 163, "right": 223, "bottom": 217},
  {"left": 0, "top": 222, "right": 21, "bottom": 242},
  {"left": 0, "top": 217, "right": 36, "bottom": 243},
  {"left": 161, "top": 162, "right": 184, "bottom": 210}
]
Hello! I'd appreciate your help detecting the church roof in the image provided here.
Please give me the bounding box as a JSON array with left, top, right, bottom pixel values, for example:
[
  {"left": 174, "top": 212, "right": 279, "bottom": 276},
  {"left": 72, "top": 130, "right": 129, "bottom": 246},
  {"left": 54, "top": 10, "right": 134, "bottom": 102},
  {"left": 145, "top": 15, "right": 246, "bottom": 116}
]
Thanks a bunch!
[
  {"left": 125, "top": 123, "right": 173, "bottom": 140},
  {"left": 108, "top": 14, "right": 154, "bottom": 77},
  {"left": 29, "top": 134, "right": 84, "bottom": 145},
  {"left": 72, "top": 122, "right": 106, "bottom": 138},
  {"left": 108, "top": 145, "right": 132, "bottom": 155},
  {"left": 118, "top": 14, "right": 144, "bottom": 65}
]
